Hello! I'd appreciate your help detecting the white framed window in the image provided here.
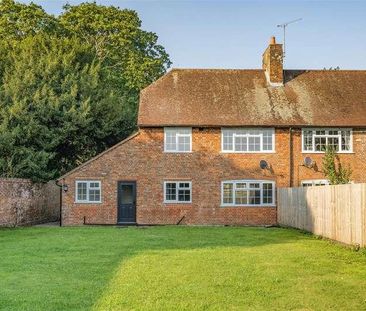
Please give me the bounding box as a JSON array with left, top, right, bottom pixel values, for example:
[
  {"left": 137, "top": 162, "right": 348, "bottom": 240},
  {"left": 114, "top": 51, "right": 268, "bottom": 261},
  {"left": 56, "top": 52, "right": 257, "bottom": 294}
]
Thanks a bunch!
[
  {"left": 164, "top": 181, "right": 192, "bottom": 203},
  {"left": 221, "top": 180, "right": 275, "bottom": 206},
  {"left": 302, "top": 128, "right": 352, "bottom": 153},
  {"left": 301, "top": 180, "right": 354, "bottom": 187},
  {"left": 301, "top": 180, "right": 329, "bottom": 187},
  {"left": 221, "top": 128, "right": 275, "bottom": 153},
  {"left": 75, "top": 180, "right": 101, "bottom": 203},
  {"left": 164, "top": 127, "right": 192, "bottom": 152}
]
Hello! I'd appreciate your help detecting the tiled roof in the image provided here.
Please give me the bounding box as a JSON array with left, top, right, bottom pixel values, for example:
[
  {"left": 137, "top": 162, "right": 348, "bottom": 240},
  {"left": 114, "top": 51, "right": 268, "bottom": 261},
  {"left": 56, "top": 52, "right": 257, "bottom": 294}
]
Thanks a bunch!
[{"left": 138, "top": 69, "right": 366, "bottom": 127}]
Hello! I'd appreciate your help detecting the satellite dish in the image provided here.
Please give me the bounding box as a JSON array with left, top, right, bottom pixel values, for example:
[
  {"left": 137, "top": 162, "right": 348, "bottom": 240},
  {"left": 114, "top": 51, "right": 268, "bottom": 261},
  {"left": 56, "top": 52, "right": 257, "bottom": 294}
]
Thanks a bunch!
[
  {"left": 304, "top": 156, "right": 314, "bottom": 168},
  {"left": 260, "top": 160, "right": 269, "bottom": 170}
]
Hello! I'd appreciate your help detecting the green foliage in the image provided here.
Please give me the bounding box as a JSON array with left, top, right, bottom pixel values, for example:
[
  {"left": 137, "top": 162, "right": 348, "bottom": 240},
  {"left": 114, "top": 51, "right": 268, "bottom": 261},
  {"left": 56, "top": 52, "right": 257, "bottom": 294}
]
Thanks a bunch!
[
  {"left": 0, "top": 0, "right": 170, "bottom": 182},
  {"left": 0, "top": 0, "right": 58, "bottom": 39},
  {"left": 60, "top": 2, "right": 171, "bottom": 90},
  {"left": 322, "top": 146, "right": 352, "bottom": 185}
]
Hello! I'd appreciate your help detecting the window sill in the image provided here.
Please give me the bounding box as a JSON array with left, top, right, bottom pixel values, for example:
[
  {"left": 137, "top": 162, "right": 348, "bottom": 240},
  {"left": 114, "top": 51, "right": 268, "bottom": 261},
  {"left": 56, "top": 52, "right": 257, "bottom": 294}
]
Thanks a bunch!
[
  {"left": 301, "top": 151, "right": 354, "bottom": 154},
  {"left": 164, "top": 151, "right": 192, "bottom": 154},
  {"left": 74, "top": 201, "right": 102, "bottom": 204},
  {"left": 220, "top": 204, "right": 276, "bottom": 208},
  {"left": 164, "top": 201, "right": 192, "bottom": 204},
  {"left": 220, "top": 151, "right": 276, "bottom": 154}
]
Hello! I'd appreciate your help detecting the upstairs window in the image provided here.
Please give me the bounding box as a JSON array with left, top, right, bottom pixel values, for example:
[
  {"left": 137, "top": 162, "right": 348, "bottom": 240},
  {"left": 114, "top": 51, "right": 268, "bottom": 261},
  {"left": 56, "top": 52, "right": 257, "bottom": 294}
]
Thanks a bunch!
[
  {"left": 302, "top": 128, "right": 352, "bottom": 153},
  {"left": 301, "top": 180, "right": 329, "bottom": 187},
  {"left": 75, "top": 181, "right": 101, "bottom": 203},
  {"left": 164, "top": 181, "right": 192, "bottom": 203},
  {"left": 164, "top": 127, "right": 192, "bottom": 152},
  {"left": 221, "top": 180, "right": 275, "bottom": 206},
  {"left": 222, "top": 128, "right": 275, "bottom": 153}
]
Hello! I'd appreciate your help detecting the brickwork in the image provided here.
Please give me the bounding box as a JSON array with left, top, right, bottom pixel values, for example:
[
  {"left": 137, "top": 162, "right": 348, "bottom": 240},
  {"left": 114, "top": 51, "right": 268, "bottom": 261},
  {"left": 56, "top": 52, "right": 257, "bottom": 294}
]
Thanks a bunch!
[
  {"left": 0, "top": 179, "right": 60, "bottom": 227},
  {"left": 61, "top": 127, "right": 366, "bottom": 226},
  {"left": 262, "top": 36, "right": 283, "bottom": 85}
]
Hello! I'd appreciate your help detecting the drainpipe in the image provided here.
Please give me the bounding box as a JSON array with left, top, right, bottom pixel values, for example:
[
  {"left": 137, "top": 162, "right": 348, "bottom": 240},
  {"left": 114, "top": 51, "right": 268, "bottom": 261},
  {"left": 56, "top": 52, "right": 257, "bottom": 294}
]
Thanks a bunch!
[
  {"left": 55, "top": 180, "right": 63, "bottom": 227},
  {"left": 289, "top": 127, "right": 294, "bottom": 187}
]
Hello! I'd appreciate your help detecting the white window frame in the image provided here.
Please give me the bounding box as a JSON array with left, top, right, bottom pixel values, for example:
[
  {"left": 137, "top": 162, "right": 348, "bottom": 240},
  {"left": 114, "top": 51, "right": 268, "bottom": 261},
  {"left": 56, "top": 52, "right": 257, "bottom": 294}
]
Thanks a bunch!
[
  {"left": 164, "top": 181, "right": 192, "bottom": 204},
  {"left": 301, "top": 128, "right": 353, "bottom": 153},
  {"left": 164, "top": 127, "right": 192, "bottom": 153},
  {"left": 75, "top": 180, "right": 102, "bottom": 203},
  {"left": 221, "top": 128, "right": 275, "bottom": 153},
  {"left": 221, "top": 180, "right": 276, "bottom": 207},
  {"left": 301, "top": 179, "right": 330, "bottom": 187}
]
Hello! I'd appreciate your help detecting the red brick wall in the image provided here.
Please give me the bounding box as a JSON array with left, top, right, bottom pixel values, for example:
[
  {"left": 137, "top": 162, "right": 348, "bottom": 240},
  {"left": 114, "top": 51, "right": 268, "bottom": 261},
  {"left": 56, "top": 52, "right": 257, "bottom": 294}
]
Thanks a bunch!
[
  {"left": 262, "top": 40, "right": 283, "bottom": 85},
  {"left": 61, "top": 127, "right": 366, "bottom": 226},
  {"left": 0, "top": 179, "right": 60, "bottom": 227}
]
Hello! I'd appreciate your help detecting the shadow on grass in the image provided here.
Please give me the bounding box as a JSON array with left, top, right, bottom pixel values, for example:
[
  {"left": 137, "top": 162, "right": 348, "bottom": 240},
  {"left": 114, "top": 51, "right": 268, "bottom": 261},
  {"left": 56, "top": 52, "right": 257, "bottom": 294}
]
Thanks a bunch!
[{"left": 0, "top": 226, "right": 316, "bottom": 310}]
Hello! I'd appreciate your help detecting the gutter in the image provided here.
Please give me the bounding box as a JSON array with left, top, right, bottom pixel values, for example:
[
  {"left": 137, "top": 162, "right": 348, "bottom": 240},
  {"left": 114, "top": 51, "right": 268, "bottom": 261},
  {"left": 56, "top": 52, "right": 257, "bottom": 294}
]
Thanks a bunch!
[
  {"left": 289, "top": 127, "right": 294, "bottom": 187},
  {"left": 55, "top": 180, "right": 63, "bottom": 227}
]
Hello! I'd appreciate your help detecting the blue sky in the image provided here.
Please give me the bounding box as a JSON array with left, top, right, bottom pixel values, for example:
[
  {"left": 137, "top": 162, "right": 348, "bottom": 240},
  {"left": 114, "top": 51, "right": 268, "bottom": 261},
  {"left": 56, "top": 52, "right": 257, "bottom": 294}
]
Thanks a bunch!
[{"left": 20, "top": 1, "right": 366, "bottom": 70}]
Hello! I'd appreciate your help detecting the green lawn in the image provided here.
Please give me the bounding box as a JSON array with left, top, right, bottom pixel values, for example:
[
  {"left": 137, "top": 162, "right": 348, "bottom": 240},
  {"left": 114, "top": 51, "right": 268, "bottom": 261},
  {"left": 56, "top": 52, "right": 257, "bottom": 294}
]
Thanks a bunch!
[{"left": 0, "top": 226, "right": 365, "bottom": 311}]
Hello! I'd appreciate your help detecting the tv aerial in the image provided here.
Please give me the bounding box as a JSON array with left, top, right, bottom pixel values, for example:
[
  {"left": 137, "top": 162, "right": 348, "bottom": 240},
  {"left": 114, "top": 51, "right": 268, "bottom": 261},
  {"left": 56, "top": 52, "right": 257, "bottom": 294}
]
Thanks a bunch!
[{"left": 277, "top": 18, "right": 302, "bottom": 58}]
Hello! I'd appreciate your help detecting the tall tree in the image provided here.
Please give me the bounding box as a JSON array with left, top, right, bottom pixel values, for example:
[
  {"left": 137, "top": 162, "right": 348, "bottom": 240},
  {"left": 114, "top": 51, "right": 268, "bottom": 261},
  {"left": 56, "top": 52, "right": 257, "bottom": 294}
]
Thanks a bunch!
[
  {"left": 0, "top": 1, "right": 171, "bottom": 182},
  {"left": 0, "top": 0, "right": 58, "bottom": 39},
  {"left": 59, "top": 2, "right": 171, "bottom": 90}
]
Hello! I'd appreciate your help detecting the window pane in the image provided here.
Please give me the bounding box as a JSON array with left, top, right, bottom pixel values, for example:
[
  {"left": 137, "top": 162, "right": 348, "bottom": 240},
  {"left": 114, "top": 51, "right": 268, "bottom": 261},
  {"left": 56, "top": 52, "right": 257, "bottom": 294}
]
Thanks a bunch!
[
  {"left": 234, "top": 136, "right": 247, "bottom": 151},
  {"left": 236, "top": 183, "right": 247, "bottom": 189},
  {"left": 165, "top": 128, "right": 191, "bottom": 152},
  {"left": 248, "top": 190, "right": 261, "bottom": 205},
  {"left": 178, "top": 135, "right": 190, "bottom": 151},
  {"left": 178, "top": 189, "right": 191, "bottom": 202},
  {"left": 263, "top": 183, "right": 273, "bottom": 204},
  {"left": 222, "top": 181, "right": 275, "bottom": 206},
  {"left": 303, "top": 130, "right": 313, "bottom": 151},
  {"left": 341, "top": 131, "right": 351, "bottom": 151},
  {"left": 235, "top": 189, "right": 248, "bottom": 204},
  {"left": 302, "top": 183, "right": 312, "bottom": 187},
  {"left": 165, "top": 131, "right": 177, "bottom": 151},
  {"left": 262, "top": 130, "right": 273, "bottom": 151},
  {"left": 315, "top": 137, "right": 327, "bottom": 151},
  {"left": 77, "top": 182, "right": 87, "bottom": 201},
  {"left": 248, "top": 136, "right": 260, "bottom": 151},
  {"left": 223, "top": 129, "right": 274, "bottom": 152},
  {"left": 179, "top": 182, "right": 190, "bottom": 188},
  {"left": 165, "top": 183, "right": 177, "bottom": 201},
  {"left": 223, "top": 131, "right": 234, "bottom": 150},
  {"left": 223, "top": 183, "right": 233, "bottom": 204},
  {"left": 89, "top": 189, "right": 101, "bottom": 202},
  {"left": 327, "top": 137, "right": 339, "bottom": 151}
]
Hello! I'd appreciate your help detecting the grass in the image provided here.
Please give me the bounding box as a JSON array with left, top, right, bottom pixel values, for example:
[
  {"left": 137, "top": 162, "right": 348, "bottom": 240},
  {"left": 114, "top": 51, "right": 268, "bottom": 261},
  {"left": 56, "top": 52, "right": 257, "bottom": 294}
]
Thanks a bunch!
[{"left": 0, "top": 226, "right": 365, "bottom": 311}]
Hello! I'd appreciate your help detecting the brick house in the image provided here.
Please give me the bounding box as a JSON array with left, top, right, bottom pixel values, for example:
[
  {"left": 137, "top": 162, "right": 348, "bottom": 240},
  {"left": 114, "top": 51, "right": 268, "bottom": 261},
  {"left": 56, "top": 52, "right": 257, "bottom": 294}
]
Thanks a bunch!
[{"left": 58, "top": 37, "right": 366, "bottom": 226}]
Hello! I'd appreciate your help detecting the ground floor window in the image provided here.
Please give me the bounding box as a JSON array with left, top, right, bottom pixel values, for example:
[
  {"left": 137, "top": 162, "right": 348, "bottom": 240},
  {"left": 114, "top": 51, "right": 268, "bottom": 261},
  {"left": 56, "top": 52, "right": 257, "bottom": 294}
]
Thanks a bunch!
[
  {"left": 164, "top": 181, "right": 192, "bottom": 203},
  {"left": 75, "top": 180, "right": 101, "bottom": 203},
  {"left": 221, "top": 180, "right": 275, "bottom": 206},
  {"left": 301, "top": 180, "right": 329, "bottom": 187}
]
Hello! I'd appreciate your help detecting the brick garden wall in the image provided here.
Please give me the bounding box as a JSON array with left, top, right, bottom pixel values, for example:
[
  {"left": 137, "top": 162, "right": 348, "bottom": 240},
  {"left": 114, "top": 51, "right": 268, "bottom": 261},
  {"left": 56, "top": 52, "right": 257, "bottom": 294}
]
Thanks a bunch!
[{"left": 0, "top": 178, "right": 60, "bottom": 227}]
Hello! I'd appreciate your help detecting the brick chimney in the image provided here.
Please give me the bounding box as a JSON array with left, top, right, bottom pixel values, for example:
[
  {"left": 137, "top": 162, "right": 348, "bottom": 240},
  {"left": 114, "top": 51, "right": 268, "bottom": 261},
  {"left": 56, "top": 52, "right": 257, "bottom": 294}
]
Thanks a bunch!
[{"left": 262, "top": 36, "right": 283, "bottom": 86}]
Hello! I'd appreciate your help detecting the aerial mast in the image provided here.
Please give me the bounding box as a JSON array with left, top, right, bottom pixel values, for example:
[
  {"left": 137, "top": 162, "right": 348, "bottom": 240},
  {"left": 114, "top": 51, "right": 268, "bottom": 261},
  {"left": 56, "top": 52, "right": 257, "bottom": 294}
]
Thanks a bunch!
[{"left": 277, "top": 18, "right": 302, "bottom": 58}]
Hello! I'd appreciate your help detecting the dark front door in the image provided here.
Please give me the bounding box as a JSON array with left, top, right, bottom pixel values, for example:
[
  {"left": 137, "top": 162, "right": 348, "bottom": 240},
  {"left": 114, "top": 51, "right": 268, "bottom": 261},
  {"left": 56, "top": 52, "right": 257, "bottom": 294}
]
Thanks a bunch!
[{"left": 117, "top": 181, "right": 136, "bottom": 224}]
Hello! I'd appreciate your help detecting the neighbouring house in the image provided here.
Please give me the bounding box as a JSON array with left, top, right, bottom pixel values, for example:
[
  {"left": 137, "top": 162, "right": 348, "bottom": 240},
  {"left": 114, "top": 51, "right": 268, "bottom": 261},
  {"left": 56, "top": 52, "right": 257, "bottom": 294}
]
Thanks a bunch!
[{"left": 58, "top": 36, "right": 366, "bottom": 226}]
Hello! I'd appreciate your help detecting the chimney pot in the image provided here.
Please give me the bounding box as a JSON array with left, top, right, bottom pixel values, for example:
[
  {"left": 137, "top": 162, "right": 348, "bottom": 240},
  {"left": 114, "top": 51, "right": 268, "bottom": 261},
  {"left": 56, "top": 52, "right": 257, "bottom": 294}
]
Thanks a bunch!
[{"left": 270, "top": 36, "right": 276, "bottom": 45}]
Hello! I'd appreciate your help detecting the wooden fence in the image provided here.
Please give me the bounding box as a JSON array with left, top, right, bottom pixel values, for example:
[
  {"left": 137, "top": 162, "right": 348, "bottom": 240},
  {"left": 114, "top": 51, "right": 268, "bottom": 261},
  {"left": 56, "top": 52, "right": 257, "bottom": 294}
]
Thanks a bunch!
[{"left": 277, "top": 183, "right": 366, "bottom": 247}]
